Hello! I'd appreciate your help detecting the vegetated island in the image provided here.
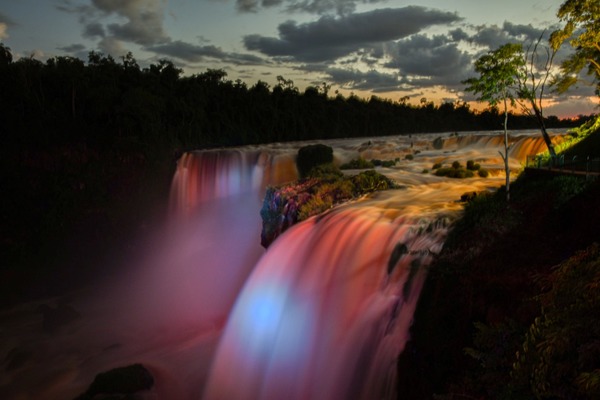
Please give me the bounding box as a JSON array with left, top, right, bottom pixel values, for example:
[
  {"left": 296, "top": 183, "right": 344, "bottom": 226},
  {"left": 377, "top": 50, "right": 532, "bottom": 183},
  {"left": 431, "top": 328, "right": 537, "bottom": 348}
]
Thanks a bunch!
[{"left": 260, "top": 143, "right": 399, "bottom": 248}]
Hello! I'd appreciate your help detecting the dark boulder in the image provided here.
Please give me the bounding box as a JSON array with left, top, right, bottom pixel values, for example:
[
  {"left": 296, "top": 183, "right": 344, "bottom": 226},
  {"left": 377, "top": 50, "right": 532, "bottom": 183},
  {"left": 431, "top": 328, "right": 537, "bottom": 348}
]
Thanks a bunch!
[{"left": 75, "top": 363, "right": 154, "bottom": 400}]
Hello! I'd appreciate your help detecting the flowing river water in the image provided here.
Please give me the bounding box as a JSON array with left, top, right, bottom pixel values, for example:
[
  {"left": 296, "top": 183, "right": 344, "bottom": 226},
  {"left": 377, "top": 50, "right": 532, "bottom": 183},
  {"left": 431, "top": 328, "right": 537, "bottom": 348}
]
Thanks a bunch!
[{"left": 0, "top": 129, "right": 567, "bottom": 399}]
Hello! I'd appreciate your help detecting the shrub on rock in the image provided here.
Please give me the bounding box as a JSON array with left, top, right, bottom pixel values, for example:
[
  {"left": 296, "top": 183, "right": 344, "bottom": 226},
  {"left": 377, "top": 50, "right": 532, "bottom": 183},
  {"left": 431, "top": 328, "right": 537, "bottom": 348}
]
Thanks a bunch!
[{"left": 340, "top": 157, "right": 375, "bottom": 169}]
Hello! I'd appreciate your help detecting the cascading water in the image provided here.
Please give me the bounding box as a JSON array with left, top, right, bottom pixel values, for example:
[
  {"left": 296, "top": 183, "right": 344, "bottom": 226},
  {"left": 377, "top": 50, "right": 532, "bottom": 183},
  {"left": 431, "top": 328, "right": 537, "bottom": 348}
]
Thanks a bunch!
[
  {"left": 0, "top": 129, "right": 569, "bottom": 400},
  {"left": 203, "top": 207, "right": 448, "bottom": 400}
]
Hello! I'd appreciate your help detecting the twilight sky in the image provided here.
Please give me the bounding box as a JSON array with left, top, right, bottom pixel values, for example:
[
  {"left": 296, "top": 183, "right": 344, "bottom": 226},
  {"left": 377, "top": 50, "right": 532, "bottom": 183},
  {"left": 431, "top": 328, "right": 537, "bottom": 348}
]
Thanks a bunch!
[{"left": 1, "top": 0, "right": 598, "bottom": 118}]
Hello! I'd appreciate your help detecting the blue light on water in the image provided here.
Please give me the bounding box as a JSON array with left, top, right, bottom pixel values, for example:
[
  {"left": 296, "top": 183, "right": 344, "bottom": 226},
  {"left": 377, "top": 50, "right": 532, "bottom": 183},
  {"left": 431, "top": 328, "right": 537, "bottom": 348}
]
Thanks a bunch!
[
  {"left": 231, "top": 279, "right": 314, "bottom": 366},
  {"left": 246, "top": 286, "right": 285, "bottom": 336}
]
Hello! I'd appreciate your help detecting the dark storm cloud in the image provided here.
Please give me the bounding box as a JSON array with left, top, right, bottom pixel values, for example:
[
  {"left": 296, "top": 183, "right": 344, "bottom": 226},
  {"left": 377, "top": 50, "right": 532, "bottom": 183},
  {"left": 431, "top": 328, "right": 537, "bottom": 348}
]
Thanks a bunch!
[
  {"left": 385, "top": 34, "right": 473, "bottom": 89},
  {"left": 237, "top": 0, "right": 284, "bottom": 13},
  {"left": 325, "top": 67, "right": 402, "bottom": 92},
  {"left": 469, "top": 22, "right": 546, "bottom": 49},
  {"left": 147, "top": 40, "right": 266, "bottom": 65},
  {"left": 449, "top": 28, "right": 469, "bottom": 42},
  {"left": 285, "top": 0, "right": 385, "bottom": 15},
  {"left": 244, "top": 7, "right": 461, "bottom": 63},
  {"left": 83, "top": 22, "right": 105, "bottom": 39},
  {"left": 59, "top": 43, "right": 87, "bottom": 53},
  {"left": 57, "top": 43, "right": 90, "bottom": 60},
  {"left": 147, "top": 41, "right": 225, "bottom": 61},
  {"left": 236, "top": 0, "right": 387, "bottom": 15},
  {"left": 0, "top": 12, "right": 16, "bottom": 26}
]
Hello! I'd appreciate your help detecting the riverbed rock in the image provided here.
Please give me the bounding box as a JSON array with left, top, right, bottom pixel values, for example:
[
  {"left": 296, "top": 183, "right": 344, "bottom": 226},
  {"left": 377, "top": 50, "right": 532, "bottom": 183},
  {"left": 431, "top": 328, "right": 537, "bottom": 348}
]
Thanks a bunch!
[{"left": 74, "top": 363, "right": 154, "bottom": 400}]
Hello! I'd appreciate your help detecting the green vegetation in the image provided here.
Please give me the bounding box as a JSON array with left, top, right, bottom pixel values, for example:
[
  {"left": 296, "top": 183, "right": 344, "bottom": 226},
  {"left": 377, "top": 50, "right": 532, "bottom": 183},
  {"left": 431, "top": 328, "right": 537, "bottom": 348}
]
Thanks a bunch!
[
  {"left": 466, "top": 160, "right": 481, "bottom": 170},
  {"left": 340, "top": 157, "right": 375, "bottom": 169},
  {"left": 432, "top": 159, "right": 488, "bottom": 179},
  {"left": 551, "top": 0, "right": 600, "bottom": 96},
  {"left": 296, "top": 144, "right": 334, "bottom": 179},
  {"left": 340, "top": 157, "right": 399, "bottom": 169},
  {"left": 477, "top": 169, "right": 490, "bottom": 178},
  {"left": 463, "top": 43, "right": 526, "bottom": 200},
  {"left": 534, "top": 115, "right": 600, "bottom": 165}
]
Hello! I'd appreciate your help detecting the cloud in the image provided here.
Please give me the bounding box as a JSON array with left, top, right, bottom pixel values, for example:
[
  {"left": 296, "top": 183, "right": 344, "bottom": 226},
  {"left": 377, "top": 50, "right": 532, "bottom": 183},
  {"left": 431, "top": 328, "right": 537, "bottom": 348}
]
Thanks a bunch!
[
  {"left": 325, "top": 68, "right": 402, "bottom": 92},
  {"left": 236, "top": 0, "right": 386, "bottom": 15},
  {"left": 92, "top": 0, "right": 169, "bottom": 45},
  {"left": 58, "top": 43, "right": 90, "bottom": 60},
  {"left": 244, "top": 7, "right": 461, "bottom": 62},
  {"left": 236, "top": 0, "right": 283, "bottom": 13},
  {"left": 545, "top": 95, "right": 599, "bottom": 118},
  {"left": 59, "top": 0, "right": 170, "bottom": 47},
  {"left": 59, "top": 44, "right": 87, "bottom": 53},
  {"left": 98, "top": 37, "right": 128, "bottom": 57},
  {"left": 469, "top": 21, "right": 547, "bottom": 49},
  {"left": 0, "top": 23, "right": 8, "bottom": 40},
  {"left": 0, "top": 12, "right": 16, "bottom": 40},
  {"left": 147, "top": 40, "right": 266, "bottom": 65},
  {"left": 385, "top": 34, "right": 473, "bottom": 89},
  {"left": 83, "top": 22, "right": 105, "bottom": 39}
]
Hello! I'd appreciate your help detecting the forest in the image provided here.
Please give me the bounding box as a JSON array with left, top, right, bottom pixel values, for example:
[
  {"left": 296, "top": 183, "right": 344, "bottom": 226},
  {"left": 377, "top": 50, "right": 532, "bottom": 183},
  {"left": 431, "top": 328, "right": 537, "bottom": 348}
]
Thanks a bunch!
[{"left": 0, "top": 44, "right": 591, "bottom": 154}]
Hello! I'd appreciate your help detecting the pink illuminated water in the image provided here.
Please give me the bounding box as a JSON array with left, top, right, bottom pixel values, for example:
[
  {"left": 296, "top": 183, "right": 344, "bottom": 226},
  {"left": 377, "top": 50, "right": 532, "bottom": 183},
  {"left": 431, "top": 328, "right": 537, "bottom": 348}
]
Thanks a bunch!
[{"left": 0, "top": 129, "right": 568, "bottom": 400}]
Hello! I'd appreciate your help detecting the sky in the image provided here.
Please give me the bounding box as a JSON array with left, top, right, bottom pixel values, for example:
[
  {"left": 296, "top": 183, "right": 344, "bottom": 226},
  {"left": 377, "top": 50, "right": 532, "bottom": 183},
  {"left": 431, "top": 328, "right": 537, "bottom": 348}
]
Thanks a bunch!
[{"left": 0, "top": 0, "right": 598, "bottom": 118}]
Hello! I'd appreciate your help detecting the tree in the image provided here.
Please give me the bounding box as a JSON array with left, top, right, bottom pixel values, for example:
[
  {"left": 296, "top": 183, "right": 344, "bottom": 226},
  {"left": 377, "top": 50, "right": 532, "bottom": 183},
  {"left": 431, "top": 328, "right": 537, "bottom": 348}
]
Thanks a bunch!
[
  {"left": 516, "top": 33, "right": 558, "bottom": 158},
  {"left": 463, "top": 43, "right": 525, "bottom": 201},
  {"left": 0, "top": 42, "right": 12, "bottom": 67},
  {"left": 550, "top": 0, "right": 600, "bottom": 95}
]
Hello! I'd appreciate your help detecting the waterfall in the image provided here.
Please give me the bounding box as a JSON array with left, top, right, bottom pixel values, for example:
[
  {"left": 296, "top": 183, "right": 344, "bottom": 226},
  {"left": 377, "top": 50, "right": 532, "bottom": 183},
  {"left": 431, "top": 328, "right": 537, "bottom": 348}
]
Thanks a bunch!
[{"left": 203, "top": 208, "right": 448, "bottom": 400}]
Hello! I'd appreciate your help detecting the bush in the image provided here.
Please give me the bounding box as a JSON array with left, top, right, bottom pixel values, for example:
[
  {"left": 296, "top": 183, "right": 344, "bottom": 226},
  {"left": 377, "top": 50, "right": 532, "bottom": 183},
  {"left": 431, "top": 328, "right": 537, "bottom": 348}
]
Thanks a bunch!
[
  {"left": 296, "top": 144, "right": 334, "bottom": 178},
  {"left": 298, "top": 194, "right": 332, "bottom": 221},
  {"left": 478, "top": 168, "right": 489, "bottom": 178},
  {"left": 466, "top": 160, "right": 481, "bottom": 170},
  {"left": 452, "top": 161, "right": 461, "bottom": 169},
  {"left": 422, "top": 169, "right": 429, "bottom": 174},
  {"left": 306, "top": 162, "right": 343, "bottom": 180},
  {"left": 371, "top": 159, "right": 396, "bottom": 167},
  {"left": 352, "top": 170, "right": 396, "bottom": 193},
  {"left": 405, "top": 154, "right": 414, "bottom": 160},
  {"left": 340, "top": 157, "right": 375, "bottom": 170},
  {"left": 435, "top": 166, "right": 474, "bottom": 179},
  {"left": 432, "top": 162, "right": 442, "bottom": 170}
]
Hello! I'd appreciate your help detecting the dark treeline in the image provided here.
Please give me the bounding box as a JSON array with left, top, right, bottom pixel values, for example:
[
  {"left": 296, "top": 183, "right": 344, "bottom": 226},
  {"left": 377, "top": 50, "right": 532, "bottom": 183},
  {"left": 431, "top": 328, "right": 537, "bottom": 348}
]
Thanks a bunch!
[{"left": 0, "top": 46, "right": 593, "bottom": 154}]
